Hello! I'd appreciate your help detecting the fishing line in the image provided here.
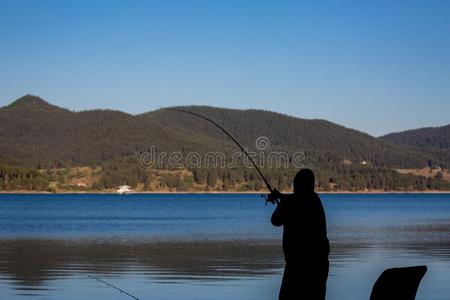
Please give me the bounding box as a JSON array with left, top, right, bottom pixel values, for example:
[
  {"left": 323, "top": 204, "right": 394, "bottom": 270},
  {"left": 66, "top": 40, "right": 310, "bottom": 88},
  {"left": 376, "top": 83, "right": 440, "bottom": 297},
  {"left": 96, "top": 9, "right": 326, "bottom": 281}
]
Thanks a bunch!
[
  {"left": 166, "top": 108, "right": 273, "bottom": 193},
  {"left": 88, "top": 275, "right": 140, "bottom": 300}
]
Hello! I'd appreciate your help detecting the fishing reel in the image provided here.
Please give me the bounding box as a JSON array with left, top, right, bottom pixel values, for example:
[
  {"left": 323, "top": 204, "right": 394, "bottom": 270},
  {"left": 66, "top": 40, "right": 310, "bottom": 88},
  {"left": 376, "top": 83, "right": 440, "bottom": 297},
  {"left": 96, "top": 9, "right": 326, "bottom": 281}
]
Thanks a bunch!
[
  {"left": 262, "top": 194, "right": 275, "bottom": 205},
  {"left": 262, "top": 188, "right": 282, "bottom": 205}
]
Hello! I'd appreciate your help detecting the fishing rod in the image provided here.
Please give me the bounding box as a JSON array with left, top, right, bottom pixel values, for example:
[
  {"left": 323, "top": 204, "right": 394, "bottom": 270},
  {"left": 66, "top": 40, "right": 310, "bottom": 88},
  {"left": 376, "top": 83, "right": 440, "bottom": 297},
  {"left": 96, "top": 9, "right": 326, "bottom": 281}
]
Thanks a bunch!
[
  {"left": 166, "top": 108, "right": 278, "bottom": 203},
  {"left": 88, "top": 275, "right": 140, "bottom": 300}
]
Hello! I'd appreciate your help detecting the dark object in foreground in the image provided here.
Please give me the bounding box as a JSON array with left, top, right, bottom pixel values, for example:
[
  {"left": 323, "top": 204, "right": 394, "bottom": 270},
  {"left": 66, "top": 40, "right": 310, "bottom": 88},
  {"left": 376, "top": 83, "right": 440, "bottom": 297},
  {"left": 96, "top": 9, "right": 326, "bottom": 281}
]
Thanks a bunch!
[{"left": 370, "top": 265, "right": 427, "bottom": 300}]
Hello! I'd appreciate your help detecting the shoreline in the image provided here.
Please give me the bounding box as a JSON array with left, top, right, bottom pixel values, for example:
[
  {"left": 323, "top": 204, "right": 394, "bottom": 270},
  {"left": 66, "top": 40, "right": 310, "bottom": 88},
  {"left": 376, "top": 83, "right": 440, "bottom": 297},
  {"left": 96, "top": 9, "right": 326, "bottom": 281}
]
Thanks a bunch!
[{"left": 1, "top": 190, "right": 450, "bottom": 195}]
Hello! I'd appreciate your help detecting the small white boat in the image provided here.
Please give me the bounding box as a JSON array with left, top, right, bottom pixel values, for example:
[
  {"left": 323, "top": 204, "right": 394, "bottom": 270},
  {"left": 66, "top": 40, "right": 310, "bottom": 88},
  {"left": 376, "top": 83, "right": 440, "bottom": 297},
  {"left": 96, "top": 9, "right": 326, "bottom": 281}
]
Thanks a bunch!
[{"left": 117, "top": 185, "right": 131, "bottom": 195}]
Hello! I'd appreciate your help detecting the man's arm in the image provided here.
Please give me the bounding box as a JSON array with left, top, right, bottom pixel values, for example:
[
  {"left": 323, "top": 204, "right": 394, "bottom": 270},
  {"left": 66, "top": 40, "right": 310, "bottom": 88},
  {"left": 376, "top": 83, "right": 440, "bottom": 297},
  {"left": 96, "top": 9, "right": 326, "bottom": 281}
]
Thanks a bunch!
[{"left": 270, "top": 189, "right": 287, "bottom": 226}]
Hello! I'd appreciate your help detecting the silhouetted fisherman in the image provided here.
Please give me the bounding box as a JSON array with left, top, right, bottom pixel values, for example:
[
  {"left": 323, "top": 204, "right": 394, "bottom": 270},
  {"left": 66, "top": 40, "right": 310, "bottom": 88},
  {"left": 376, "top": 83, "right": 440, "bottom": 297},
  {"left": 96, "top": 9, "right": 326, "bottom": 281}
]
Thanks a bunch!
[{"left": 270, "top": 168, "right": 330, "bottom": 300}]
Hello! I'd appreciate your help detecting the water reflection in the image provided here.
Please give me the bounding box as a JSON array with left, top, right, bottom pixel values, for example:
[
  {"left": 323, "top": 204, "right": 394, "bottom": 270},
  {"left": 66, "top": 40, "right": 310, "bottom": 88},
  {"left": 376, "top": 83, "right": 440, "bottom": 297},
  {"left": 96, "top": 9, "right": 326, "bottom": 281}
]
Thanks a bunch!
[
  {"left": 2, "top": 237, "right": 450, "bottom": 298},
  {"left": 0, "top": 239, "right": 282, "bottom": 287}
]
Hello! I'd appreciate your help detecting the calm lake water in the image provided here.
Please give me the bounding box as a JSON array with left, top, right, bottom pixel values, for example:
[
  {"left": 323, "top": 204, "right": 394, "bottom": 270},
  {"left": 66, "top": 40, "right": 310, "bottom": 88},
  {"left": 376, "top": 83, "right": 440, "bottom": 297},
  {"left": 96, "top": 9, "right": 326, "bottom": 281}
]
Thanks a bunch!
[{"left": 1, "top": 193, "right": 450, "bottom": 300}]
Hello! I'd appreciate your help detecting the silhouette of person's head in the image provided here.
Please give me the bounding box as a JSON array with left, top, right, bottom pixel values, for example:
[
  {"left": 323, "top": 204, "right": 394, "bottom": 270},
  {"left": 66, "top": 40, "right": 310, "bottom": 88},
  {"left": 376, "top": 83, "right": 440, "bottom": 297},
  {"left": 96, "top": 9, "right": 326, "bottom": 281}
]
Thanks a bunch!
[{"left": 293, "top": 169, "right": 315, "bottom": 194}]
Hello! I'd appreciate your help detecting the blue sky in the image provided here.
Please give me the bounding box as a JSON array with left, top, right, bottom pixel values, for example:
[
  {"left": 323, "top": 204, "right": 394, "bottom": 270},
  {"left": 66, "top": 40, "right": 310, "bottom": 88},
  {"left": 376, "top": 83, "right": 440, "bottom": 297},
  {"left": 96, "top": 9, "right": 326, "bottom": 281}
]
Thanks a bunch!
[{"left": 1, "top": 0, "right": 450, "bottom": 136}]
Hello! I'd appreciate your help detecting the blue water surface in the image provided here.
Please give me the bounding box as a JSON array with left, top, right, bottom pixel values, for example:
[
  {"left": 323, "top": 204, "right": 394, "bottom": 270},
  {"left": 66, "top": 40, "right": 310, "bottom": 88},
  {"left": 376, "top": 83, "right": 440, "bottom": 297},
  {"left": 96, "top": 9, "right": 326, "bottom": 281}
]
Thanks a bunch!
[{"left": 0, "top": 193, "right": 449, "bottom": 300}]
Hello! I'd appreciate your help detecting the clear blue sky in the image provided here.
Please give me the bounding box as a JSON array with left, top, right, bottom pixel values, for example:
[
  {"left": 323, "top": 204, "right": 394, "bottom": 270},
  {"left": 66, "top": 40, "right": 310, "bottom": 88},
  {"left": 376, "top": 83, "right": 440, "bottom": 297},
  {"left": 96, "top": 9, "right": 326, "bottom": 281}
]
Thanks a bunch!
[{"left": 1, "top": 0, "right": 450, "bottom": 136}]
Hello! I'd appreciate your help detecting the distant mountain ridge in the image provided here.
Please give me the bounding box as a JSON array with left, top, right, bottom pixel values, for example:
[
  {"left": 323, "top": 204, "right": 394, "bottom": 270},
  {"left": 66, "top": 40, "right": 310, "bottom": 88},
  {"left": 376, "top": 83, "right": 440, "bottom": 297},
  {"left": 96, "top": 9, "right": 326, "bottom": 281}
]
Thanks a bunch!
[
  {"left": 381, "top": 124, "right": 450, "bottom": 167},
  {"left": 0, "top": 95, "right": 236, "bottom": 167},
  {"left": 381, "top": 124, "right": 450, "bottom": 150},
  {"left": 146, "top": 107, "right": 432, "bottom": 168},
  {"left": 0, "top": 94, "right": 435, "bottom": 169}
]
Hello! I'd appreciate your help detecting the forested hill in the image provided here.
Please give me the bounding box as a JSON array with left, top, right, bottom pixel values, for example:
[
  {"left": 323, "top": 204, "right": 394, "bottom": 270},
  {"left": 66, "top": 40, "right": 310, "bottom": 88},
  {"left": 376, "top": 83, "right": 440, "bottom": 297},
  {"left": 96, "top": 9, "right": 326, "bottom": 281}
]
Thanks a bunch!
[
  {"left": 381, "top": 125, "right": 450, "bottom": 166},
  {"left": 0, "top": 95, "right": 431, "bottom": 168},
  {"left": 0, "top": 95, "right": 449, "bottom": 192},
  {"left": 146, "top": 106, "right": 431, "bottom": 168},
  {"left": 0, "top": 95, "right": 236, "bottom": 167}
]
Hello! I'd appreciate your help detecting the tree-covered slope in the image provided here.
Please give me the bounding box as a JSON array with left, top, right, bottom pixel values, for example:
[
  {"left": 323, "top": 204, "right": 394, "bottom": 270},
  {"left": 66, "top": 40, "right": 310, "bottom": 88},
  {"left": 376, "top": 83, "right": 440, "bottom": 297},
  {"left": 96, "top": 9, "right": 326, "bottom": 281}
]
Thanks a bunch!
[
  {"left": 145, "top": 106, "right": 431, "bottom": 168},
  {"left": 381, "top": 124, "right": 450, "bottom": 167},
  {"left": 0, "top": 95, "right": 440, "bottom": 169},
  {"left": 0, "top": 95, "right": 233, "bottom": 167}
]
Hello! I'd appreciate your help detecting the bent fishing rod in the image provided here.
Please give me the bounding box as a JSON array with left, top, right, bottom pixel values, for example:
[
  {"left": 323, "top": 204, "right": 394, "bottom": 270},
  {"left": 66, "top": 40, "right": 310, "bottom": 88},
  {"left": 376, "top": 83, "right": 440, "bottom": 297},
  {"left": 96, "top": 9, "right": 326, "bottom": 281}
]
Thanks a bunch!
[
  {"left": 166, "top": 108, "right": 279, "bottom": 204},
  {"left": 88, "top": 275, "right": 140, "bottom": 300}
]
